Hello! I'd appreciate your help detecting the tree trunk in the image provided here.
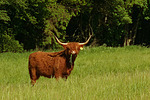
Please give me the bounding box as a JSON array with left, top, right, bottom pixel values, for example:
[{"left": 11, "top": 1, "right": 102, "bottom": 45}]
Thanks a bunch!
[
  {"left": 123, "top": 17, "right": 140, "bottom": 46},
  {"left": 124, "top": 4, "right": 142, "bottom": 46},
  {"left": 123, "top": 24, "right": 132, "bottom": 46}
]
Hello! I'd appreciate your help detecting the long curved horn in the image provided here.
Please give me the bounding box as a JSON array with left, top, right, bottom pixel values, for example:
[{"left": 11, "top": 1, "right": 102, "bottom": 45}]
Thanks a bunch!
[
  {"left": 54, "top": 35, "right": 68, "bottom": 46},
  {"left": 79, "top": 35, "right": 92, "bottom": 45}
]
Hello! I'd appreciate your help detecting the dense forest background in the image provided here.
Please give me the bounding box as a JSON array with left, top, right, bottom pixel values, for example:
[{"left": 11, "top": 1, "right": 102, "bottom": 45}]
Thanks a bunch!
[{"left": 0, "top": 0, "right": 150, "bottom": 52}]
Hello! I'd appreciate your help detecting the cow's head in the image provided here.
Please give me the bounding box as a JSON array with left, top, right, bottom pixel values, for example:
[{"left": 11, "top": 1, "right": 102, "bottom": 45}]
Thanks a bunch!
[{"left": 54, "top": 35, "right": 92, "bottom": 56}]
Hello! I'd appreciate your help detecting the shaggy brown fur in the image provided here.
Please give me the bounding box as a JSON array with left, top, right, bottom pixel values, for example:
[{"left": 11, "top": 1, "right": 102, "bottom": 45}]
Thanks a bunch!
[{"left": 28, "top": 42, "right": 85, "bottom": 86}]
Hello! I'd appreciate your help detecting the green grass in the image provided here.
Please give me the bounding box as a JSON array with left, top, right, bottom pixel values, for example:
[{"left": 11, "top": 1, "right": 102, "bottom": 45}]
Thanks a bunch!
[{"left": 0, "top": 46, "right": 150, "bottom": 100}]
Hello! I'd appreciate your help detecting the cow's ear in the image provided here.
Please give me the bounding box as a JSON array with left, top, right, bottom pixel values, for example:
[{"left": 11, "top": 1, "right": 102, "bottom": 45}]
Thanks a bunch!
[{"left": 79, "top": 45, "right": 84, "bottom": 50}]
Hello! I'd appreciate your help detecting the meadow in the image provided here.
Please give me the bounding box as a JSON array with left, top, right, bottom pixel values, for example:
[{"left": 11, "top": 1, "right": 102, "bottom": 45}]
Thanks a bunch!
[{"left": 0, "top": 46, "right": 150, "bottom": 100}]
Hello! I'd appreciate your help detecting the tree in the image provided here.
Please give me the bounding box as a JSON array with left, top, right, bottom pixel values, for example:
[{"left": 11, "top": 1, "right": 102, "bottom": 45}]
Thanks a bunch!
[
  {"left": 1, "top": 0, "right": 150, "bottom": 52},
  {"left": 66, "top": 0, "right": 150, "bottom": 46},
  {"left": 0, "top": 0, "right": 23, "bottom": 52},
  {"left": 123, "top": 0, "right": 149, "bottom": 46}
]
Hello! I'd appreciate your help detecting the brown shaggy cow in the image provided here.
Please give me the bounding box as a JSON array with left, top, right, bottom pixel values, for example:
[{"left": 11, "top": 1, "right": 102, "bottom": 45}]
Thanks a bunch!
[{"left": 28, "top": 35, "right": 92, "bottom": 85}]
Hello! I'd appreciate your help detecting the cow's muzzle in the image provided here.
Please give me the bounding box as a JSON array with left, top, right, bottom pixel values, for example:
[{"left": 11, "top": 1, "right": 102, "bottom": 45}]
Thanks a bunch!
[
  {"left": 70, "top": 51, "right": 77, "bottom": 64},
  {"left": 71, "top": 50, "right": 76, "bottom": 55}
]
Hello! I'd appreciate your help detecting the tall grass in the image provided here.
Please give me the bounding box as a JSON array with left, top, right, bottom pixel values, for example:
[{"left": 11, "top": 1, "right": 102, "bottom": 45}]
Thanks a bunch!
[{"left": 0, "top": 46, "right": 150, "bottom": 100}]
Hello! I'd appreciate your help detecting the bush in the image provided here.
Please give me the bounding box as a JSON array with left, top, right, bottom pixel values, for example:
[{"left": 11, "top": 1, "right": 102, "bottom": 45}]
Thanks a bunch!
[{"left": 0, "top": 35, "right": 23, "bottom": 53}]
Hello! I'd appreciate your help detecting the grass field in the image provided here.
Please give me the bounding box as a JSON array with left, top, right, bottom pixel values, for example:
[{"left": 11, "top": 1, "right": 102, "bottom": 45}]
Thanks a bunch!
[{"left": 0, "top": 46, "right": 150, "bottom": 100}]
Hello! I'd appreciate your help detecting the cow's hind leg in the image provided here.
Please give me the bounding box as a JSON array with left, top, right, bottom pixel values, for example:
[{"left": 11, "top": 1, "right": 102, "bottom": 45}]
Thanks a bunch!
[{"left": 29, "top": 68, "right": 40, "bottom": 86}]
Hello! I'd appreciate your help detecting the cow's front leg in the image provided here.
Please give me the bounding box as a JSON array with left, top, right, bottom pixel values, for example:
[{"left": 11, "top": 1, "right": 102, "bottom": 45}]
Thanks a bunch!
[{"left": 55, "top": 72, "right": 63, "bottom": 80}]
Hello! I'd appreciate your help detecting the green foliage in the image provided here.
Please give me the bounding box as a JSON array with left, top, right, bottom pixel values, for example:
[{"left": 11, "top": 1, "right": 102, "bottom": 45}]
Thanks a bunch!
[
  {"left": 0, "top": 10, "right": 10, "bottom": 21},
  {"left": 0, "top": 0, "right": 150, "bottom": 51},
  {"left": 67, "top": 0, "right": 150, "bottom": 46},
  {"left": 0, "top": 0, "right": 52, "bottom": 50},
  {"left": 43, "top": 3, "right": 72, "bottom": 48},
  {"left": 0, "top": 0, "right": 85, "bottom": 50},
  {"left": 0, "top": 35, "right": 23, "bottom": 52}
]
